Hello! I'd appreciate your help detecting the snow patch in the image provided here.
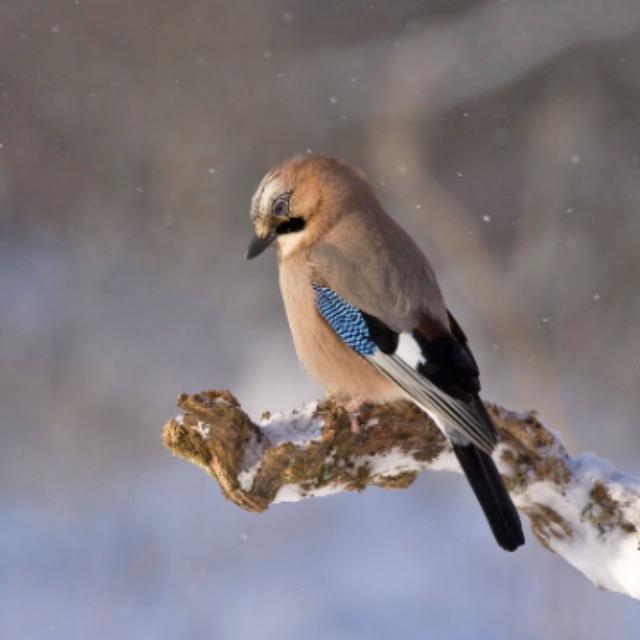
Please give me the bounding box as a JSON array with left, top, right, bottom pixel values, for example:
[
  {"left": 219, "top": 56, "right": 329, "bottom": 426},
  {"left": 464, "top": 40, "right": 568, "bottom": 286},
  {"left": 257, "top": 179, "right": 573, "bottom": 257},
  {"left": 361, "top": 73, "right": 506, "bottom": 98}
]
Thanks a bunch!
[
  {"left": 238, "top": 460, "right": 261, "bottom": 492},
  {"left": 351, "top": 447, "right": 423, "bottom": 477},
  {"left": 275, "top": 482, "right": 348, "bottom": 503},
  {"left": 238, "top": 403, "right": 324, "bottom": 492},
  {"left": 427, "top": 447, "right": 459, "bottom": 473},
  {"left": 260, "top": 402, "right": 323, "bottom": 446},
  {"left": 195, "top": 421, "right": 210, "bottom": 437},
  {"left": 521, "top": 451, "right": 640, "bottom": 600},
  {"left": 273, "top": 447, "right": 432, "bottom": 505}
]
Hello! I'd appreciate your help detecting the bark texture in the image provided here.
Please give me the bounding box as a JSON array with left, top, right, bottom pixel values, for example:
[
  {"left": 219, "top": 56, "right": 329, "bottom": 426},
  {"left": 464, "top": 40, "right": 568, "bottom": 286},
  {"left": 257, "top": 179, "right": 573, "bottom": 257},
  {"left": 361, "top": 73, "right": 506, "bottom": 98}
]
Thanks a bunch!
[{"left": 163, "top": 389, "right": 640, "bottom": 601}]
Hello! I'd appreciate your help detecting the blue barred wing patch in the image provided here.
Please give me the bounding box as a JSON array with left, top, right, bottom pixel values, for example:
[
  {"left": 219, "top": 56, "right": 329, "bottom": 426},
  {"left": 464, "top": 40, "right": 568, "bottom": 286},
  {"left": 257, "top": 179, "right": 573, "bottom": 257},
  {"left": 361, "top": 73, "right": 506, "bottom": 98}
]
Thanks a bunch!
[
  {"left": 312, "top": 284, "right": 376, "bottom": 356},
  {"left": 312, "top": 287, "right": 496, "bottom": 452}
]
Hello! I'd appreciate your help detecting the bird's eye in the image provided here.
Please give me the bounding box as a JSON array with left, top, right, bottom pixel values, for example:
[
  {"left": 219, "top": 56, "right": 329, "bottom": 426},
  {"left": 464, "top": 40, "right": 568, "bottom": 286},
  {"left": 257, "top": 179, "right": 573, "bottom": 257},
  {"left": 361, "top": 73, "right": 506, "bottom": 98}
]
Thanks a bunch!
[{"left": 272, "top": 197, "right": 289, "bottom": 217}]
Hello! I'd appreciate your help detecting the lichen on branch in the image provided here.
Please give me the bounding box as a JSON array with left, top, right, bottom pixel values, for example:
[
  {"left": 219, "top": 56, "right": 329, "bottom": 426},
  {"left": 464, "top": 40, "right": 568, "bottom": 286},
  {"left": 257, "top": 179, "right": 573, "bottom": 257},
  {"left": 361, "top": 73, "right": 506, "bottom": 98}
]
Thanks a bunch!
[{"left": 162, "top": 389, "right": 640, "bottom": 601}]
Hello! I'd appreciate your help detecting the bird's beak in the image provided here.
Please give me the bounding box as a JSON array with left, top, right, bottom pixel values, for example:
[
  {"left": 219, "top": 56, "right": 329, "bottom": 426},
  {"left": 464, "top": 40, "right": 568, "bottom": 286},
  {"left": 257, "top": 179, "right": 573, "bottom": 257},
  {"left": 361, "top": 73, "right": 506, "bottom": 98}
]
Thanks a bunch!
[{"left": 246, "top": 231, "right": 277, "bottom": 259}]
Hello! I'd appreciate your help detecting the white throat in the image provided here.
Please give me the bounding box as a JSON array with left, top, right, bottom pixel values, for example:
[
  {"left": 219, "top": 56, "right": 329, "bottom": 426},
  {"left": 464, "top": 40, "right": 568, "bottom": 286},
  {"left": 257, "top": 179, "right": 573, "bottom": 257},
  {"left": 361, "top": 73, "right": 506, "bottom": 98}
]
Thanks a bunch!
[{"left": 276, "top": 230, "right": 306, "bottom": 259}]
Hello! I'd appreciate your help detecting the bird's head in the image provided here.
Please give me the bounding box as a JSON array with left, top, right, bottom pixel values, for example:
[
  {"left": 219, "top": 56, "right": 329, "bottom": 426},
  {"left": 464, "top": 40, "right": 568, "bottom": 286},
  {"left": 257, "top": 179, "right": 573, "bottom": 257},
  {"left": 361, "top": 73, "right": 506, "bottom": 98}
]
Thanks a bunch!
[{"left": 246, "top": 154, "right": 373, "bottom": 260}]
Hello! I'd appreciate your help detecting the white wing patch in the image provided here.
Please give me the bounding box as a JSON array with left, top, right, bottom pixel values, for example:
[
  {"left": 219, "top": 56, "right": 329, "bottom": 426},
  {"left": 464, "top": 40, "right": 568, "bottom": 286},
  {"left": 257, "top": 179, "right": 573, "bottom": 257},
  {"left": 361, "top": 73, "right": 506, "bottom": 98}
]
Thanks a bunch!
[
  {"left": 370, "top": 341, "right": 496, "bottom": 454},
  {"left": 395, "top": 332, "right": 425, "bottom": 369}
]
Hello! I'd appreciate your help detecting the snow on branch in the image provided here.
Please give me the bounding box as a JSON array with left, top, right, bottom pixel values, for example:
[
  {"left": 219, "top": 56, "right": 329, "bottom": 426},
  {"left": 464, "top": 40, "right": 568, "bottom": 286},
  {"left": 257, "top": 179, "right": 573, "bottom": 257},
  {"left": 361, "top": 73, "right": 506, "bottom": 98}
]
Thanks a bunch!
[{"left": 162, "top": 390, "right": 640, "bottom": 601}]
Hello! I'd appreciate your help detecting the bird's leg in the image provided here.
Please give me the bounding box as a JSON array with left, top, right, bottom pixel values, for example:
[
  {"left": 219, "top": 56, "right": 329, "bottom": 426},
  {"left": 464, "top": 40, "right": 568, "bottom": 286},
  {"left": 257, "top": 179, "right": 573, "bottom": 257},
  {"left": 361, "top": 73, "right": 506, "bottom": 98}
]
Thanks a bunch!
[
  {"left": 326, "top": 391, "right": 366, "bottom": 434},
  {"left": 343, "top": 396, "right": 366, "bottom": 434}
]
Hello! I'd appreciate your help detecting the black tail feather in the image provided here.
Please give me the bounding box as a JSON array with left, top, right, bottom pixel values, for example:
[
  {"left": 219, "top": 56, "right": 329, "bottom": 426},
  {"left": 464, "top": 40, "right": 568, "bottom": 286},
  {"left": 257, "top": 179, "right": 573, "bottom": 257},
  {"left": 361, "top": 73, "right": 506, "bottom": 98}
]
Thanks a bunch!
[{"left": 453, "top": 443, "right": 525, "bottom": 552}]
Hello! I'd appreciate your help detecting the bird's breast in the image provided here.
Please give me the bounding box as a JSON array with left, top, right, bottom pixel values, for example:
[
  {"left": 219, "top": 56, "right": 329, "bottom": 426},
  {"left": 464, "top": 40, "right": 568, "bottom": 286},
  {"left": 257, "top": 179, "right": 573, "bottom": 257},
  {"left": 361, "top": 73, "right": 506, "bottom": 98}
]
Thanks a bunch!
[{"left": 278, "top": 254, "right": 399, "bottom": 401}]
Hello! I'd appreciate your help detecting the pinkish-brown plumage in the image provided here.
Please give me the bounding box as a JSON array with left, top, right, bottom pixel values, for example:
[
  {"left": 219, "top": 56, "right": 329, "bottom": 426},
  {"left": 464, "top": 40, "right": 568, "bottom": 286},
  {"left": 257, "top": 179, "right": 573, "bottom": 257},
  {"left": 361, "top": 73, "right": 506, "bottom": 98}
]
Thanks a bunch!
[
  {"left": 249, "top": 155, "right": 449, "bottom": 401},
  {"left": 246, "top": 155, "right": 525, "bottom": 551},
  {"left": 279, "top": 248, "right": 399, "bottom": 401}
]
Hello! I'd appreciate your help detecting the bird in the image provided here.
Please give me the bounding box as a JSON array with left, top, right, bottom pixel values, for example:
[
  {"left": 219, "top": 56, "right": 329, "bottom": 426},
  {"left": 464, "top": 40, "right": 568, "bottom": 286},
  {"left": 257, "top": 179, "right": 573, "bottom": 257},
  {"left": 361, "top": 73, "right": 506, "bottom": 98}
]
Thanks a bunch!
[{"left": 246, "top": 154, "right": 524, "bottom": 552}]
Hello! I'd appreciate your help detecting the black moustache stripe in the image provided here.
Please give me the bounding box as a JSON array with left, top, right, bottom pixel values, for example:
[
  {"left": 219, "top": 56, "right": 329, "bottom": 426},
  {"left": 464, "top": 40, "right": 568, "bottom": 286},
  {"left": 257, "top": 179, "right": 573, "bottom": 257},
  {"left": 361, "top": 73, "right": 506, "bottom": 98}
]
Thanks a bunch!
[{"left": 276, "top": 217, "right": 305, "bottom": 235}]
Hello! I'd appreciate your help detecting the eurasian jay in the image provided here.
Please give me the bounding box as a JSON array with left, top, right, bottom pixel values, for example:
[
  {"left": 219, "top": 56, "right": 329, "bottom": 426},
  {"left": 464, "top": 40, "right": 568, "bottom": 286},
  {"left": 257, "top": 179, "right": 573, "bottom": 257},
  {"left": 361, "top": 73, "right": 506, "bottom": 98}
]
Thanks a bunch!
[{"left": 246, "top": 155, "right": 524, "bottom": 552}]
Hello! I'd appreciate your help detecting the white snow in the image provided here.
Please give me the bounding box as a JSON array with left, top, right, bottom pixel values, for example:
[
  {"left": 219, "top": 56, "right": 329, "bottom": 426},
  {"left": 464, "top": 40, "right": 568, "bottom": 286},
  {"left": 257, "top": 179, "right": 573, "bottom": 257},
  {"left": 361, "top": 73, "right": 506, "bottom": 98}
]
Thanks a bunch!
[
  {"left": 427, "top": 447, "right": 459, "bottom": 473},
  {"left": 195, "top": 421, "right": 211, "bottom": 437},
  {"left": 275, "top": 482, "right": 348, "bottom": 503},
  {"left": 520, "top": 451, "right": 640, "bottom": 600},
  {"left": 274, "top": 446, "right": 455, "bottom": 505},
  {"left": 271, "top": 406, "right": 640, "bottom": 600},
  {"left": 259, "top": 402, "right": 323, "bottom": 447},
  {"left": 238, "top": 403, "right": 324, "bottom": 492},
  {"left": 178, "top": 397, "right": 640, "bottom": 600},
  {"left": 351, "top": 447, "right": 423, "bottom": 478},
  {"left": 237, "top": 456, "right": 261, "bottom": 492}
]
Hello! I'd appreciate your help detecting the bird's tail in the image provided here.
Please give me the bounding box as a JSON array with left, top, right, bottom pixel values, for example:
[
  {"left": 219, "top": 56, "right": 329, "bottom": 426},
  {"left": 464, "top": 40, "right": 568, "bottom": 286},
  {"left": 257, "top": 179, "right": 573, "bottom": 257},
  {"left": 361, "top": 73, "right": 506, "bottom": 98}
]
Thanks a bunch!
[{"left": 452, "top": 443, "right": 525, "bottom": 551}]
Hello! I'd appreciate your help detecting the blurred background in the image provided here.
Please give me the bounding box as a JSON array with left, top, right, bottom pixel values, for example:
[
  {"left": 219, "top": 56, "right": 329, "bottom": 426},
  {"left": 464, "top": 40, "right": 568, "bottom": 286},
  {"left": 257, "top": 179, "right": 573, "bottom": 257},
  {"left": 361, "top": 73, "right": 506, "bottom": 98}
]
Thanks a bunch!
[{"left": 2, "top": 0, "right": 640, "bottom": 637}]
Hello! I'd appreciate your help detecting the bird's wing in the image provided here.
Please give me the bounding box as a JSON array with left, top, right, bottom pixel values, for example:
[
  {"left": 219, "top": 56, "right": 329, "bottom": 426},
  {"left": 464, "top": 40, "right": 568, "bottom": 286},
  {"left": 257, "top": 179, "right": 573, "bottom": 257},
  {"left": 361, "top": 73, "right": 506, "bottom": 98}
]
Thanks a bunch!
[
  {"left": 312, "top": 284, "right": 497, "bottom": 453},
  {"left": 306, "top": 210, "right": 448, "bottom": 332}
]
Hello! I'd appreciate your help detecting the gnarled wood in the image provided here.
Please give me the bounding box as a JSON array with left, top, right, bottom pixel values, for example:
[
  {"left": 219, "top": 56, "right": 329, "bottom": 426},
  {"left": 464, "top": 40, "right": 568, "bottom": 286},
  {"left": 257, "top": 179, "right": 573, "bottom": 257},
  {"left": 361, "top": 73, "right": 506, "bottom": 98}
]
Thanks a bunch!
[{"left": 162, "top": 389, "right": 640, "bottom": 601}]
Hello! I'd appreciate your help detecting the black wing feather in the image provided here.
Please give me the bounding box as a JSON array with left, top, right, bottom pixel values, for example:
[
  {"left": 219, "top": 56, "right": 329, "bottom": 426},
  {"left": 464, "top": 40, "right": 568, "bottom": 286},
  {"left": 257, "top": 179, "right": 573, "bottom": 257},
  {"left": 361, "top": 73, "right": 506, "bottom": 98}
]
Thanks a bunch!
[
  {"left": 353, "top": 303, "right": 523, "bottom": 550},
  {"left": 361, "top": 311, "right": 398, "bottom": 354},
  {"left": 412, "top": 333, "right": 480, "bottom": 401}
]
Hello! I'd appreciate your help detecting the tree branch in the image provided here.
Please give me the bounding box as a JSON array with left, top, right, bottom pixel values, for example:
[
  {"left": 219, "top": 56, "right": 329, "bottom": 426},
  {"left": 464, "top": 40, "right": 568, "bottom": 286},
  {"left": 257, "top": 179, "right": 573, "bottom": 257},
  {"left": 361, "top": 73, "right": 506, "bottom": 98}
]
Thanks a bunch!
[{"left": 162, "top": 390, "right": 640, "bottom": 601}]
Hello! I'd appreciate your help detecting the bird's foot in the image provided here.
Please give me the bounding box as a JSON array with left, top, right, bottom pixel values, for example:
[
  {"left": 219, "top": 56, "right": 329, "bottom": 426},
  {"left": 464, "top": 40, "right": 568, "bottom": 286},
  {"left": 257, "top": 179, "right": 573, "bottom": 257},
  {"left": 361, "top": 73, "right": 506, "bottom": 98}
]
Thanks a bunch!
[{"left": 344, "top": 397, "right": 366, "bottom": 435}]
